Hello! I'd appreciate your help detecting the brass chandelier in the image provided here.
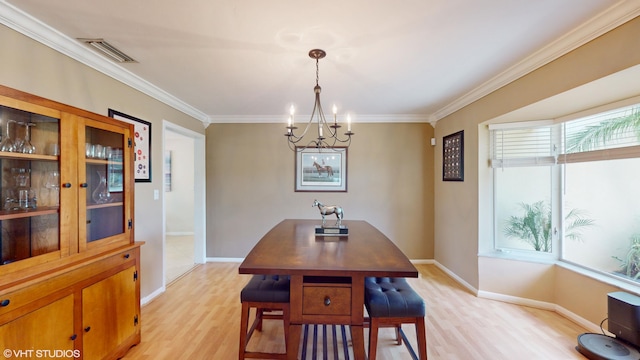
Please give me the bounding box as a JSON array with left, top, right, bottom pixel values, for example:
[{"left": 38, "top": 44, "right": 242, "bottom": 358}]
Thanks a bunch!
[{"left": 285, "top": 49, "right": 354, "bottom": 151}]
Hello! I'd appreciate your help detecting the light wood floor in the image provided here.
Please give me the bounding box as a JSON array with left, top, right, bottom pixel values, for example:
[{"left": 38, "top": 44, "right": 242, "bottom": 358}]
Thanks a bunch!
[{"left": 122, "top": 263, "right": 590, "bottom": 360}]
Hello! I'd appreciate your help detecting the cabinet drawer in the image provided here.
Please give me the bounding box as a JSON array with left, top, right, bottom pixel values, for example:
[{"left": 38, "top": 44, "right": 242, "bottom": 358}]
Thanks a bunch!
[{"left": 303, "top": 286, "right": 351, "bottom": 316}]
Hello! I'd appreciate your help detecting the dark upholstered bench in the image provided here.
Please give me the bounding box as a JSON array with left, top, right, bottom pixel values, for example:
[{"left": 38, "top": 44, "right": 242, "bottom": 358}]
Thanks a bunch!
[
  {"left": 364, "top": 277, "right": 428, "bottom": 360},
  {"left": 239, "top": 275, "right": 290, "bottom": 360}
]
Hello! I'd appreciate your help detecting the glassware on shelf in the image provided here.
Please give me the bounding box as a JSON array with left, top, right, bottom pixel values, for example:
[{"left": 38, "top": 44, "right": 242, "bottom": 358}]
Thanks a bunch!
[
  {"left": 18, "top": 122, "right": 36, "bottom": 154},
  {"left": 92, "top": 170, "right": 112, "bottom": 204},
  {"left": 12, "top": 167, "right": 30, "bottom": 187},
  {"left": 3, "top": 189, "right": 16, "bottom": 210},
  {"left": 18, "top": 189, "right": 36, "bottom": 209},
  {"left": 46, "top": 143, "right": 60, "bottom": 156},
  {"left": 0, "top": 119, "right": 16, "bottom": 152},
  {"left": 44, "top": 170, "right": 61, "bottom": 206},
  {"left": 9, "top": 168, "right": 36, "bottom": 210}
]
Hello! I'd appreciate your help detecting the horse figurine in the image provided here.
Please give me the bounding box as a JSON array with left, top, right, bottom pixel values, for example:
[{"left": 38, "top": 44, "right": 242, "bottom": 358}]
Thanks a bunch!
[
  {"left": 312, "top": 161, "right": 334, "bottom": 177},
  {"left": 313, "top": 199, "right": 344, "bottom": 227}
]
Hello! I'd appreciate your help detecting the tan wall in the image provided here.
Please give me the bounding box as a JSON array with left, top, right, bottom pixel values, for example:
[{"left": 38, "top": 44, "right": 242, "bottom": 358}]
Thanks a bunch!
[
  {"left": 206, "top": 122, "right": 435, "bottom": 259},
  {"left": 0, "top": 24, "right": 206, "bottom": 299},
  {"left": 479, "top": 257, "right": 556, "bottom": 302},
  {"left": 436, "top": 15, "right": 640, "bottom": 324}
]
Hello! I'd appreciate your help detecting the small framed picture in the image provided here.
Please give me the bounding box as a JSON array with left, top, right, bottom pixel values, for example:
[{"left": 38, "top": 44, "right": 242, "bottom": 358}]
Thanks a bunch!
[
  {"left": 295, "top": 147, "right": 347, "bottom": 192},
  {"left": 109, "top": 109, "right": 152, "bottom": 182},
  {"left": 443, "top": 130, "right": 464, "bottom": 181}
]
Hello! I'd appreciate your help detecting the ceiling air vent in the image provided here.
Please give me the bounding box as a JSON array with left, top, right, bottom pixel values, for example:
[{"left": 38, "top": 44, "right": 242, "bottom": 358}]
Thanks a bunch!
[{"left": 78, "top": 38, "right": 137, "bottom": 63}]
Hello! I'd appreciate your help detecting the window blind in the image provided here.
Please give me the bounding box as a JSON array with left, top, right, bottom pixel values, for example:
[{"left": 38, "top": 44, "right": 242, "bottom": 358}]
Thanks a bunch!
[{"left": 489, "top": 124, "right": 556, "bottom": 168}]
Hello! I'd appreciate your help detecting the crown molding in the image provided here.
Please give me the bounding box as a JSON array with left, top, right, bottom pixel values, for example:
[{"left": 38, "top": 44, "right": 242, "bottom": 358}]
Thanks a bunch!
[
  {"left": 431, "top": 0, "right": 640, "bottom": 123},
  {"left": 0, "top": 1, "right": 211, "bottom": 125},
  {"left": 207, "top": 113, "right": 430, "bottom": 124}
]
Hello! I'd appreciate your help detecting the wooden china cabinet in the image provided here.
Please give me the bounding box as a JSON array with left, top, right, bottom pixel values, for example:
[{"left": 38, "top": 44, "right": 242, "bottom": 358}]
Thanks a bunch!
[{"left": 0, "top": 85, "right": 142, "bottom": 360}]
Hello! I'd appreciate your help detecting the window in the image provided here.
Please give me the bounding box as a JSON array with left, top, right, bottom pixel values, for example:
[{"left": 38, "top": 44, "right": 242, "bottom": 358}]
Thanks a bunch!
[
  {"left": 490, "top": 122, "right": 560, "bottom": 254},
  {"left": 490, "top": 102, "right": 640, "bottom": 284}
]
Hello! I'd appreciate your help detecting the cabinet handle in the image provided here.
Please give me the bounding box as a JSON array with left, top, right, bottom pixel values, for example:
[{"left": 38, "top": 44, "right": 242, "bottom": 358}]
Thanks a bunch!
[
  {"left": 80, "top": 183, "right": 88, "bottom": 188},
  {"left": 123, "top": 253, "right": 130, "bottom": 259},
  {"left": 324, "top": 296, "right": 331, "bottom": 306},
  {"left": 0, "top": 299, "right": 9, "bottom": 307},
  {"left": 62, "top": 183, "right": 72, "bottom": 188},
  {"left": 84, "top": 326, "right": 91, "bottom": 332},
  {"left": 70, "top": 334, "right": 77, "bottom": 341}
]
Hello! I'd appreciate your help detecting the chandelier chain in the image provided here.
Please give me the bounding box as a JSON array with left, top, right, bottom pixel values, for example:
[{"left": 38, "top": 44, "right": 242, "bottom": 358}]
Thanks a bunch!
[{"left": 316, "top": 57, "right": 320, "bottom": 87}]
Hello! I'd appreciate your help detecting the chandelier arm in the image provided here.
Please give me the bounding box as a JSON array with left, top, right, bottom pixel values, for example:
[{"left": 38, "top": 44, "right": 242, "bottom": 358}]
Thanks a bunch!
[
  {"left": 288, "top": 139, "right": 298, "bottom": 151},
  {"left": 286, "top": 112, "right": 316, "bottom": 144}
]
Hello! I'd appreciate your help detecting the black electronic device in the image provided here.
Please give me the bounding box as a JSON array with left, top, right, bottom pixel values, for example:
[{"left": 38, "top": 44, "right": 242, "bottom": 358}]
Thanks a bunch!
[
  {"left": 576, "top": 291, "right": 640, "bottom": 360},
  {"left": 576, "top": 333, "right": 640, "bottom": 360},
  {"left": 608, "top": 291, "right": 640, "bottom": 347}
]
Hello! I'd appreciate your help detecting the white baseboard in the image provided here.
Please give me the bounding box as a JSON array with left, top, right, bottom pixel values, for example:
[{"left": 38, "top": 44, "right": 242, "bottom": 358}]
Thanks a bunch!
[
  {"left": 141, "top": 286, "right": 166, "bottom": 305},
  {"left": 166, "top": 232, "right": 195, "bottom": 236},
  {"left": 478, "top": 290, "right": 555, "bottom": 310},
  {"left": 433, "top": 261, "right": 601, "bottom": 334},
  {"left": 478, "top": 290, "right": 603, "bottom": 333},
  {"left": 411, "top": 259, "right": 435, "bottom": 265},
  {"left": 207, "top": 257, "right": 243, "bottom": 263},
  {"left": 433, "top": 260, "right": 479, "bottom": 295},
  {"left": 555, "top": 304, "right": 609, "bottom": 334}
]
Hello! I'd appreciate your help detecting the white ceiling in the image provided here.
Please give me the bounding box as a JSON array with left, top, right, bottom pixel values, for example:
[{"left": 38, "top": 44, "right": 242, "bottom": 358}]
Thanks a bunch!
[{"left": 1, "top": 1, "right": 638, "bottom": 125}]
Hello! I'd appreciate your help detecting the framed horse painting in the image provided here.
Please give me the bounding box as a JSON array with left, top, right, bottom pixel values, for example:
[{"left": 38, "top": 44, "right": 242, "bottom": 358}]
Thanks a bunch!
[{"left": 295, "top": 147, "right": 347, "bottom": 192}]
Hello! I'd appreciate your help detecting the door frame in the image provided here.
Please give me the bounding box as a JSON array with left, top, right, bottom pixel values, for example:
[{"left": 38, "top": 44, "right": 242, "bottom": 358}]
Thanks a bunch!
[{"left": 161, "top": 121, "right": 206, "bottom": 286}]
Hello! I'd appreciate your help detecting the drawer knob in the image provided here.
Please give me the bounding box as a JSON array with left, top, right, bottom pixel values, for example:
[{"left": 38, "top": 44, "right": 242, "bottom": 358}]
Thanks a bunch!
[
  {"left": 0, "top": 299, "right": 9, "bottom": 307},
  {"left": 62, "top": 183, "right": 72, "bottom": 188},
  {"left": 324, "top": 296, "right": 331, "bottom": 306},
  {"left": 70, "top": 334, "right": 77, "bottom": 341},
  {"left": 80, "top": 183, "right": 88, "bottom": 188},
  {"left": 84, "top": 326, "right": 91, "bottom": 332},
  {"left": 124, "top": 253, "right": 130, "bottom": 259}
]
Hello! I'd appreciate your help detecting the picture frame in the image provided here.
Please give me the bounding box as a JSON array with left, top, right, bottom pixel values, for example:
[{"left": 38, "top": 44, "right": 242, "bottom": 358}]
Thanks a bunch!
[
  {"left": 108, "top": 109, "right": 152, "bottom": 182},
  {"left": 164, "top": 150, "right": 172, "bottom": 192},
  {"left": 443, "top": 130, "right": 464, "bottom": 181},
  {"left": 295, "top": 147, "right": 347, "bottom": 192}
]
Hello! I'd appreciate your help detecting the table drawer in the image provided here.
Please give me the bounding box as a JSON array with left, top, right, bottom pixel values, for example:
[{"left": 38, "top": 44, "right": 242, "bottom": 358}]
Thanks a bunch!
[{"left": 303, "top": 286, "right": 351, "bottom": 316}]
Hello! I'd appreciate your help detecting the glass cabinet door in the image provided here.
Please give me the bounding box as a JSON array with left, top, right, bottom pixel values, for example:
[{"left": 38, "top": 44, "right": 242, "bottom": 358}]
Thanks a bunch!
[
  {"left": 0, "top": 104, "right": 60, "bottom": 265},
  {"left": 81, "top": 121, "right": 130, "bottom": 248}
]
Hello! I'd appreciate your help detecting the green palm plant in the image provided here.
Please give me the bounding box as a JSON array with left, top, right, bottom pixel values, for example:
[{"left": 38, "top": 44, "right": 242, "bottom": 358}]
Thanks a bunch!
[
  {"left": 613, "top": 233, "right": 640, "bottom": 280},
  {"left": 565, "top": 108, "right": 640, "bottom": 153},
  {"left": 503, "top": 201, "right": 595, "bottom": 252}
]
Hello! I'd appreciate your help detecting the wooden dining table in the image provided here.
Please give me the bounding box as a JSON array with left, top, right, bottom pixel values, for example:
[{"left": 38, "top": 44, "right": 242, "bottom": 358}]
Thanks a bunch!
[{"left": 238, "top": 219, "right": 418, "bottom": 360}]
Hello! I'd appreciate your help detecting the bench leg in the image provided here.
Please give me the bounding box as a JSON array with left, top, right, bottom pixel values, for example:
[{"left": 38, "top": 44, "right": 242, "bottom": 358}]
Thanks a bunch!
[
  {"left": 368, "top": 317, "right": 380, "bottom": 360},
  {"left": 239, "top": 302, "right": 251, "bottom": 360},
  {"left": 255, "top": 308, "right": 264, "bottom": 331},
  {"left": 415, "top": 317, "right": 427, "bottom": 360},
  {"left": 282, "top": 304, "right": 290, "bottom": 347}
]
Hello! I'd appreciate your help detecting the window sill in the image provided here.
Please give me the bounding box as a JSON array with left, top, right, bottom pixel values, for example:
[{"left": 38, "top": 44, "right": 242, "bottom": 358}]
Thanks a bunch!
[{"left": 478, "top": 250, "right": 557, "bottom": 265}]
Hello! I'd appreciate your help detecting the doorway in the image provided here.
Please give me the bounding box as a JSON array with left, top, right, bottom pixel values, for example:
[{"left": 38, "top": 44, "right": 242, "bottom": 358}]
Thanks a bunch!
[{"left": 162, "top": 121, "right": 206, "bottom": 285}]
